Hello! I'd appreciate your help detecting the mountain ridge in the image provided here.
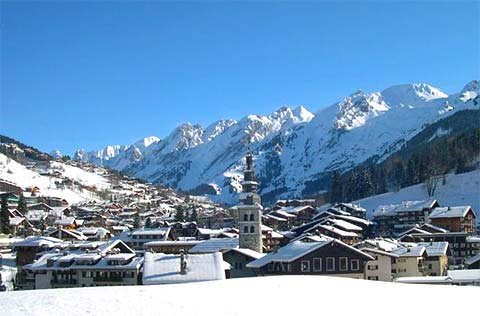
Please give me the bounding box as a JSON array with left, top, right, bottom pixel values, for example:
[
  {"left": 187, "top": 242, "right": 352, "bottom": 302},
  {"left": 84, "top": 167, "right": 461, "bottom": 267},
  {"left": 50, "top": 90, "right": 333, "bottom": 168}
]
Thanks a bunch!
[{"left": 74, "top": 80, "right": 479, "bottom": 204}]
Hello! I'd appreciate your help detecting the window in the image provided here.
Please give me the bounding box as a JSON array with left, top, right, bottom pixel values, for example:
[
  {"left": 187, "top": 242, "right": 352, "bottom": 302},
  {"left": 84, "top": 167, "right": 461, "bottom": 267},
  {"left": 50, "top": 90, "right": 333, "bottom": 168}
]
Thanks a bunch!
[
  {"left": 313, "top": 258, "right": 322, "bottom": 272},
  {"left": 351, "top": 259, "right": 360, "bottom": 271},
  {"left": 250, "top": 214, "right": 254, "bottom": 221},
  {"left": 243, "top": 226, "right": 249, "bottom": 233},
  {"left": 428, "top": 264, "right": 432, "bottom": 269},
  {"left": 340, "top": 257, "right": 348, "bottom": 271},
  {"left": 326, "top": 257, "right": 335, "bottom": 271},
  {"left": 268, "top": 263, "right": 274, "bottom": 271},
  {"left": 250, "top": 226, "right": 255, "bottom": 233},
  {"left": 243, "top": 214, "right": 248, "bottom": 221},
  {"left": 301, "top": 260, "right": 310, "bottom": 272},
  {"left": 367, "top": 276, "right": 378, "bottom": 280}
]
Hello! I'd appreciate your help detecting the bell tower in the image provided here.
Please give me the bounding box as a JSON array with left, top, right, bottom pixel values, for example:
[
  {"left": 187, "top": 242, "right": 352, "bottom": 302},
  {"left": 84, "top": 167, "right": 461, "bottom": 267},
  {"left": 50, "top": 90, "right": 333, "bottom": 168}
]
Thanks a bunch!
[{"left": 238, "top": 150, "right": 263, "bottom": 253}]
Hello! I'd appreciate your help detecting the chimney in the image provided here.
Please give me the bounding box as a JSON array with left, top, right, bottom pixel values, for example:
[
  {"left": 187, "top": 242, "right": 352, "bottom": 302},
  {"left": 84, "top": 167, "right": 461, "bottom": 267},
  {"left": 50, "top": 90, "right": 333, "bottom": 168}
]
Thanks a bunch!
[{"left": 180, "top": 250, "right": 187, "bottom": 274}]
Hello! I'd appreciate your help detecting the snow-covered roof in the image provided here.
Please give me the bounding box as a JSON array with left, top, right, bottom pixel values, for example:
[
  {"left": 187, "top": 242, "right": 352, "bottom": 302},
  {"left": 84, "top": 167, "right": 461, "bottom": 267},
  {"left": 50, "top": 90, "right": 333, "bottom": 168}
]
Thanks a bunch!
[
  {"left": 360, "top": 247, "right": 399, "bottom": 258},
  {"left": 54, "top": 217, "right": 76, "bottom": 226},
  {"left": 429, "top": 206, "right": 474, "bottom": 219},
  {"left": 374, "top": 199, "right": 437, "bottom": 217},
  {"left": 247, "top": 238, "right": 373, "bottom": 268},
  {"left": 223, "top": 248, "right": 265, "bottom": 260},
  {"left": 131, "top": 228, "right": 170, "bottom": 236},
  {"left": 13, "top": 236, "right": 65, "bottom": 248},
  {"left": 189, "top": 238, "right": 239, "bottom": 253},
  {"left": 318, "top": 225, "right": 359, "bottom": 237},
  {"left": 272, "top": 210, "right": 297, "bottom": 218},
  {"left": 417, "top": 242, "right": 449, "bottom": 257},
  {"left": 328, "top": 219, "right": 363, "bottom": 231},
  {"left": 142, "top": 252, "right": 226, "bottom": 285},
  {"left": 9, "top": 217, "right": 25, "bottom": 226},
  {"left": 465, "top": 253, "right": 480, "bottom": 266},
  {"left": 391, "top": 246, "right": 425, "bottom": 257}
]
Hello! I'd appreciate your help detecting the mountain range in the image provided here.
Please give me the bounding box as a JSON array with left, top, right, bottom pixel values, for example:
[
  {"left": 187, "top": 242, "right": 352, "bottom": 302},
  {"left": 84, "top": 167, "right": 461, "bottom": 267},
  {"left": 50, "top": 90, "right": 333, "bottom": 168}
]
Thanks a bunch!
[{"left": 73, "top": 80, "right": 479, "bottom": 204}]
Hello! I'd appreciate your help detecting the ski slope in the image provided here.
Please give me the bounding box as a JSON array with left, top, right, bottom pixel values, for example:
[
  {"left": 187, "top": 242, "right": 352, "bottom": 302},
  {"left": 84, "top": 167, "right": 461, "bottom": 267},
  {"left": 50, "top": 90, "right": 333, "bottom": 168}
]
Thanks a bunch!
[{"left": 354, "top": 169, "right": 480, "bottom": 220}]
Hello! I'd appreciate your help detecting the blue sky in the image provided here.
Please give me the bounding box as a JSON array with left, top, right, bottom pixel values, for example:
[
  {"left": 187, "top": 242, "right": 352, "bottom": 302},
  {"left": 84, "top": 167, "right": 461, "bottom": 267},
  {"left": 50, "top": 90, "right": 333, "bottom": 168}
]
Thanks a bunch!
[{"left": 1, "top": 1, "right": 478, "bottom": 155}]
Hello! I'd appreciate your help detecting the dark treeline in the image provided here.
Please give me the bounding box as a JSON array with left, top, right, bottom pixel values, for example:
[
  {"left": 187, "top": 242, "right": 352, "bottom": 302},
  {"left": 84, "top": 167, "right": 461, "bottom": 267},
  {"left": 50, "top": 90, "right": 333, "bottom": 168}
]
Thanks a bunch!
[{"left": 329, "top": 110, "right": 480, "bottom": 203}]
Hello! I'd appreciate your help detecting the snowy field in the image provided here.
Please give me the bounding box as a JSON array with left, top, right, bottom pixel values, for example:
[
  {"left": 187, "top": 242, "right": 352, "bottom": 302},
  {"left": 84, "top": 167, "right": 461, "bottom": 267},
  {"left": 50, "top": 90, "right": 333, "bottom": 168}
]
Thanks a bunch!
[
  {"left": 0, "top": 275, "right": 477, "bottom": 316},
  {"left": 354, "top": 169, "right": 480, "bottom": 219}
]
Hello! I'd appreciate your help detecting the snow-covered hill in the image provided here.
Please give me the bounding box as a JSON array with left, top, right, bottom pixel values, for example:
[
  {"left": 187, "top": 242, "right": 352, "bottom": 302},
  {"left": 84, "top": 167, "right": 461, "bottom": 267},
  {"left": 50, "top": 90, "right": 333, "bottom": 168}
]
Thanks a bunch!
[
  {"left": 353, "top": 169, "right": 480, "bottom": 220},
  {"left": 75, "top": 80, "right": 479, "bottom": 204},
  {"left": 0, "top": 153, "right": 110, "bottom": 204},
  {"left": 1, "top": 275, "right": 477, "bottom": 316}
]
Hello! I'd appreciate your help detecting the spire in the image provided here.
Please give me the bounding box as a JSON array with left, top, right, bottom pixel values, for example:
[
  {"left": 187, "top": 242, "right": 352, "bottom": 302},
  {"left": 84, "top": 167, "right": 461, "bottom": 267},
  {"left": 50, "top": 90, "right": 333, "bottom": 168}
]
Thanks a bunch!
[
  {"left": 242, "top": 149, "right": 258, "bottom": 194},
  {"left": 240, "top": 150, "right": 261, "bottom": 205}
]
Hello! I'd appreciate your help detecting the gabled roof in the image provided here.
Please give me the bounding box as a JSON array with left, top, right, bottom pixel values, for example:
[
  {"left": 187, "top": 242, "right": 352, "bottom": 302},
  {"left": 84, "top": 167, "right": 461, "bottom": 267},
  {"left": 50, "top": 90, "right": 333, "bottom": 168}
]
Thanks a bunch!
[
  {"left": 429, "top": 206, "right": 475, "bottom": 219},
  {"left": 374, "top": 200, "right": 437, "bottom": 217},
  {"left": 223, "top": 248, "right": 265, "bottom": 260},
  {"left": 247, "top": 238, "right": 373, "bottom": 268},
  {"left": 13, "top": 236, "right": 65, "bottom": 248},
  {"left": 391, "top": 246, "right": 426, "bottom": 257},
  {"left": 360, "top": 247, "right": 399, "bottom": 258},
  {"left": 417, "top": 241, "right": 450, "bottom": 257}
]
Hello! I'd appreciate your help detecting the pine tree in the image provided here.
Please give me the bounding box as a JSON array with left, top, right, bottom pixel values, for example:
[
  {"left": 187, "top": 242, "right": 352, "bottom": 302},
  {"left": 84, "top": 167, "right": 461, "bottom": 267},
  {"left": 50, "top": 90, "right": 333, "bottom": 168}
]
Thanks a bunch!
[
  {"left": 329, "top": 171, "right": 343, "bottom": 203},
  {"left": 145, "top": 217, "right": 152, "bottom": 228},
  {"left": 17, "top": 194, "right": 27, "bottom": 216},
  {"left": 190, "top": 209, "right": 198, "bottom": 223},
  {"left": 175, "top": 207, "right": 185, "bottom": 222},
  {"left": 133, "top": 212, "right": 141, "bottom": 229},
  {"left": 1, "top": 195, "right": 11, "bottom": 234}
]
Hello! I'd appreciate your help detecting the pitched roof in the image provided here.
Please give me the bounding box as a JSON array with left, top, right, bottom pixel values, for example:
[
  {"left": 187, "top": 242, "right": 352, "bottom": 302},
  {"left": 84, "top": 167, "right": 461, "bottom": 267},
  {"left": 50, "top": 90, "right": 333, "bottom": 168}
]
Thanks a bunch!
[
  {"left": 374, "top": 200, "right": 437, "bottom": 217},
  {"left": 223, "top": 248, "right": 265, "bottom": 260},
  {"left": 247, "top": 238, "right": 373, "bottom": 268},
  {"left": 417, "top": 241, "right": 450, "bottom": 257},
  {"left": 465, "top": 253, "right": 480, "bottom": 266},
  {"left": 391, "top": 246, "right": 426, "bottom": 257},
  {"left": 429, "top": 206, "right": 474, "bottom": 219},
  {"left": 189, "top": 238, "right": 239, "bottom": 253}
]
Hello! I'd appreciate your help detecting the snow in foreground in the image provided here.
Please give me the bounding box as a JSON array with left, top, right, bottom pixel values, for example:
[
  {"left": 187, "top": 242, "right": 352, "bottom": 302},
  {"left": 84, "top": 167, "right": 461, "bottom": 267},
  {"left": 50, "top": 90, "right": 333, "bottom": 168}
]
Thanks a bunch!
[{"left": 0, "top": 275, "right": 477, "bottom": 316}]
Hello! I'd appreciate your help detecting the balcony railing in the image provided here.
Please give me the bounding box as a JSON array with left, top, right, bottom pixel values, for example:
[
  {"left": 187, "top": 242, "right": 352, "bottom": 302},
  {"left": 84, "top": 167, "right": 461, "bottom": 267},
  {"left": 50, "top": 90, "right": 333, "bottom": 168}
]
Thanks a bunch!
[
  {"left": 51, "top": 279, "right": 77, "bottom": 285},
  {"left": 93, "top": 276, "right": 124, "bottom": 282}
]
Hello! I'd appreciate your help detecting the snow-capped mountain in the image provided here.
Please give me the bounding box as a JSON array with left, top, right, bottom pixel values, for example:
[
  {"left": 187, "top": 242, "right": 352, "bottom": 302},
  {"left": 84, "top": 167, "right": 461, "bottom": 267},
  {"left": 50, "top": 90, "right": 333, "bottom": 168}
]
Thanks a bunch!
[{"left": 75, "top": 80, "right": 479, "bottom": 204}]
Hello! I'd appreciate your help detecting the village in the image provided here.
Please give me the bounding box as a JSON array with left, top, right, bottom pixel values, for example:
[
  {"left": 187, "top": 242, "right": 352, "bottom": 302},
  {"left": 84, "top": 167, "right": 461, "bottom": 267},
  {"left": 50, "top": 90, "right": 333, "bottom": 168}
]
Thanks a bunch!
[{"left": 0, "top": 150, "right": 479, "bottom": 291}]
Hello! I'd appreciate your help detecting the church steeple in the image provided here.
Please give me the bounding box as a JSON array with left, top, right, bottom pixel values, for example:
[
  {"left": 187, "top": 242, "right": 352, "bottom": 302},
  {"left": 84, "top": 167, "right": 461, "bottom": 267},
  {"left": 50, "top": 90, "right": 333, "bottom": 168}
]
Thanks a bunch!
[
  {"left": 240, "top": 149, "right": 261, "bottom": 205},
  {"left": 237, "top": 150, "right": 263, "bottom": 253}
]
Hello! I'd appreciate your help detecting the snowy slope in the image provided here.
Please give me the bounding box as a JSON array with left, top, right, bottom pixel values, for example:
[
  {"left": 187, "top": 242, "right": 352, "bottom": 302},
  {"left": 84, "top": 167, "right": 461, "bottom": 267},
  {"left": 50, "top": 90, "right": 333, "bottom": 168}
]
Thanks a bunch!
[
  {"left": 354, "top": 169, "right": 480, "bottom": 220},
  {"left": 0, "top": 153, "right": 110, "bottom": 204},
  {"left": 1, "top": 275, "right": 477, "bottom": 316},
  {"left": 76, "top": 80, "right": 479, "bottom": 204}
]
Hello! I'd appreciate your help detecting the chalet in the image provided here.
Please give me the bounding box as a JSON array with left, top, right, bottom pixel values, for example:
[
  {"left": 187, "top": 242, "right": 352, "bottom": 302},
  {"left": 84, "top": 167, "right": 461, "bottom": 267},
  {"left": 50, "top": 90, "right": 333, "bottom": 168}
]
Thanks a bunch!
[
  {"left": 54, "top": 217, "right": 77, "bottom": 230},
  {"left": 76, "top": 227, "right": 112, "bottom": 241},
  {"left": 9, "top": 217, "right": 26, "bottom": 236},
  {"left": 261, "top": 225, "right": 288, "bottom": 252},
  {"left": 417, "top": 241, "right": 450, "bottom": 276},
  {"left": 331, "top": 203, "right": 367, "bottom": 219},
  {"left": 119, "top": 227, "right": 171, "bottom": 251},
  {"left": 22, "top": 240, "right": 142, "bottom": 289},
  {"left": 428, "top": 206, "right": 476, "bottom": 233},
  {"left": 391, "top": 246, "right": 427, "bottom": 278},
  {"left": 361, "top": 248, "right": 399, "bottom": 281},
  {"left": 373, "top": 200, "right": 439, "bottom": 236},
  {"left": 142, "top": 251, "right": 226, "bottom": 284},
  {"left": 398, "top": 232, "right": 480, "bottom": 265},
  {"left": 313, "top": 224, "right": 361, "bottom": 245},
  {"left": 270, "top": 205, "right": 316, "bottom": 228},
  {"left": 222, "top": 248, "right": 264, "bottom": 278},
  {"left": 48, "top": 229, "right": 88, "bottom": 242},
  {"left": 168, "top": 222, "right": 199, "bottom": 241},
  {"left": 0, "top": 180, "right": 23, "bottom": 195},
  {"left": 13, "top": 236, "right": 67, "bottom": 289},
  {"left": 262, "top": 213, "right": 288, "bottom": 231},
  {"left": 246, "top": 237, "right": 373, "bottom": 279}
]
